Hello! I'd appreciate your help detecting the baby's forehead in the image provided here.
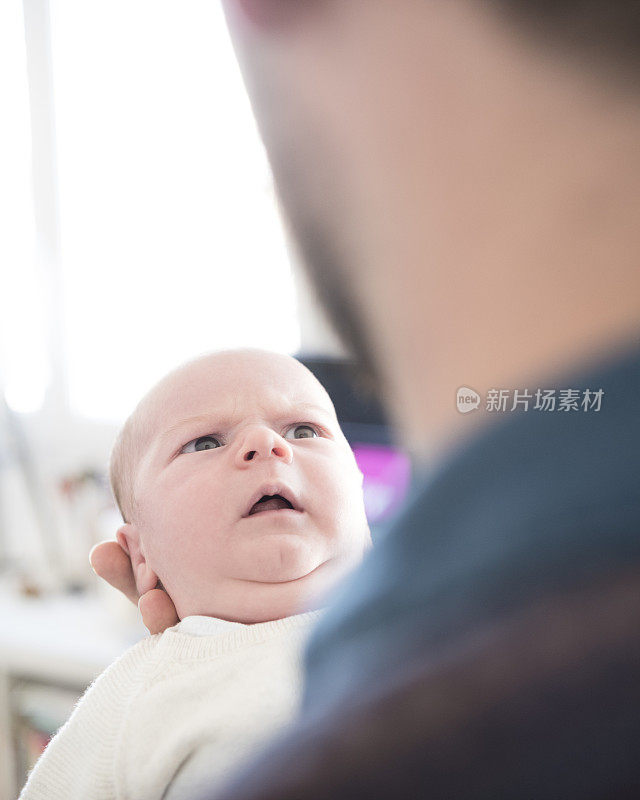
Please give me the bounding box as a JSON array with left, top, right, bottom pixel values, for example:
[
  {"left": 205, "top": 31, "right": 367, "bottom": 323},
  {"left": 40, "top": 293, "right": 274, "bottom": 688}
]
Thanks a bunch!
[{"left": 141, "top": 352, "right": 338, "bottom": 437}]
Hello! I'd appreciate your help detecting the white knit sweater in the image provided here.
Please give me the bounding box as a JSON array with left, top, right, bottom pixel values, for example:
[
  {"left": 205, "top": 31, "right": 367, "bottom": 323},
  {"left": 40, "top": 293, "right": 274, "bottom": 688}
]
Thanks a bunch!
[{"left": 19, "top": 610, "right": 321, "bottom": 800}]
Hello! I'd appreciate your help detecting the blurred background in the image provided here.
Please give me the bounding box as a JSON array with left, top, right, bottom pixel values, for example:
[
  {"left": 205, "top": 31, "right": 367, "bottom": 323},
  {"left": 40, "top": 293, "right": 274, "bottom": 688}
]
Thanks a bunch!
[{"left": 0, "top": 2, "right": 411, "bottom": 796}]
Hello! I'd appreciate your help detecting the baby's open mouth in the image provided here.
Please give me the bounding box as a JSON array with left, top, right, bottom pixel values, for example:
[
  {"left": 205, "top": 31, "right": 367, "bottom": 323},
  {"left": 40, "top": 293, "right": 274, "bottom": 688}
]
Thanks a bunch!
[
  {"left": 243, "top": 485, "right": 301, "bottom": 518},
  {"left": 248, "top": 494, "right": 294, "bottom": 516}
]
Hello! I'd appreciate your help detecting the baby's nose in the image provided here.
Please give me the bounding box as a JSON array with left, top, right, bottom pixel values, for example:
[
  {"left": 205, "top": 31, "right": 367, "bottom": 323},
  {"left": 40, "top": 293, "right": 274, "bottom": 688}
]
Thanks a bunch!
[{"left": 236, "top": 426, "right": 293, "bottom": 466}]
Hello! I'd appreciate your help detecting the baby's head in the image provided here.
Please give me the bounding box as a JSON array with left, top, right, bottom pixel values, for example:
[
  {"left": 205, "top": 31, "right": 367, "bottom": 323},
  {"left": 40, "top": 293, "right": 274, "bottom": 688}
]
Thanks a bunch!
[{"left": 110, "top": 349, "right": 371, "bottom": 623}]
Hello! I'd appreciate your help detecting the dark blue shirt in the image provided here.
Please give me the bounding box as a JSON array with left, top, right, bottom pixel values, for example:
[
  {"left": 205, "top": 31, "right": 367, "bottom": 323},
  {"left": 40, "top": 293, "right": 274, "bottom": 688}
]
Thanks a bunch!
[{"left": 302, "top": 340, "right": 640, "bottom": 717}]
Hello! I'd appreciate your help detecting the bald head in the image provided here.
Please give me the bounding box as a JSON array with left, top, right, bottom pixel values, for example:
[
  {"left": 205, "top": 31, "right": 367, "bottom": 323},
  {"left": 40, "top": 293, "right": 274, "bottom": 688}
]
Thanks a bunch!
[{"left": 109, "top": 349, "right": 341, "bottom": 523}]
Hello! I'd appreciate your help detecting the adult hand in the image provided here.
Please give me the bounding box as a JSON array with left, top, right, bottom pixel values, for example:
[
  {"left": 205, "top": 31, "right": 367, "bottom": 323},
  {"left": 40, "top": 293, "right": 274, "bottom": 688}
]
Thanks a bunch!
[{"left": 89, "top": 540, "right": 179, "bottom": 634}]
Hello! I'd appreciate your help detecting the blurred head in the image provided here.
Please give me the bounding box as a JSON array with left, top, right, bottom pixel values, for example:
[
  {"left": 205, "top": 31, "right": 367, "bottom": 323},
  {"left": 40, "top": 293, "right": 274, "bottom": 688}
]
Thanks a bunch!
[
  {"left": 110, "top": 349, "right": 370, "bottom": 622},
  {"left": 222, "top": 0, "right": 640, "bottom": 459}
]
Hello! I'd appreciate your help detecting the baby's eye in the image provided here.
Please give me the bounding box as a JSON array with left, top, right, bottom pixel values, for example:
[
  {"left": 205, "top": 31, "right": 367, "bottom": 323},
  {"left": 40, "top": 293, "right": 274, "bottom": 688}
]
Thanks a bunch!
[
  {"left": 181, "top": 435, "right": 223, "bottom": 453},
  {"left": 284, "top": 424, "right": 319, "bottom": 440}
]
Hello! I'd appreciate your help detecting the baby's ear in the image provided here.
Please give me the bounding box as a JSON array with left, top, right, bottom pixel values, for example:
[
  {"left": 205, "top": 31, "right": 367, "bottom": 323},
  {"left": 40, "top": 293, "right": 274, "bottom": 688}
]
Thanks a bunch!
[{"left": 116, "top": 523, "right": 158, "bottom": 595}]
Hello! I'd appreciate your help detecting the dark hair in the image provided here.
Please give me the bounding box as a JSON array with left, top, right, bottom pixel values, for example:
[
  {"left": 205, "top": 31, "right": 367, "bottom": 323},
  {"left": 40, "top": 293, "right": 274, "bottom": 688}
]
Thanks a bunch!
[{"left": 495, "top": 1, "right": 640, "bottom": 71}]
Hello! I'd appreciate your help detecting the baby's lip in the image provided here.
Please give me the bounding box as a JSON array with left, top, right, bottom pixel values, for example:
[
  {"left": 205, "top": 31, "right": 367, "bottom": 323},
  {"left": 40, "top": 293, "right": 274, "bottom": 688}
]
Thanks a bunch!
[{"left": 242, "top": 484, "right": 302, "bottom": 518}]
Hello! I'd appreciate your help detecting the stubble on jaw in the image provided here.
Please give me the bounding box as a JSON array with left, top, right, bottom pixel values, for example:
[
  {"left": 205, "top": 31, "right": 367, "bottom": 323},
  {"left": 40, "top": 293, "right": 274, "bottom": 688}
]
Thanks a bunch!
[
  {"left": 223, "top": 1, "right": 386, "bottom": 402},
  {"left": 265, "top": 122, "right": 384, "bottom": 402},
  {"left": 287, "top": 204, "right": 381, "bottom": 394}
]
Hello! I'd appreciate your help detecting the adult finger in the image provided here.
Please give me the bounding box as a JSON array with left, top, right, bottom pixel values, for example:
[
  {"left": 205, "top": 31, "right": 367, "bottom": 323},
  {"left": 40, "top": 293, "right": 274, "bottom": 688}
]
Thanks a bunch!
[
  {"left": 89, "top": 540, "right": 139, "bottom": 605},
  {"left": 138, "top": 588, "right": 179, "bottom": 635}
]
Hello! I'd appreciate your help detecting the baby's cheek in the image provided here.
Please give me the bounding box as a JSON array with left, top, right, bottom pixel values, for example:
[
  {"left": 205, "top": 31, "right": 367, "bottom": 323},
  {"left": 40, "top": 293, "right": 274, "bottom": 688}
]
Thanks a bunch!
[
  {"left": 138, "top": 489, "right": 221, "bottom": 573},
  {"left": 328, "top": 453, "right": 362, "bottom": 499},
  {"left": 310, "top": 460, "right": 359, "bottom": 533}
]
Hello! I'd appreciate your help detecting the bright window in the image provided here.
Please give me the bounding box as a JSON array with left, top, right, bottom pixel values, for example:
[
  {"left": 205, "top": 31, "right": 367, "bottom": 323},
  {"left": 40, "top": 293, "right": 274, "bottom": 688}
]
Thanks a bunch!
[
  {"left": 47, "top": 0, "right": 299, "bottom": 421},
  {"left": 0, "top": 1, "right": 49, "bottom": 414}
]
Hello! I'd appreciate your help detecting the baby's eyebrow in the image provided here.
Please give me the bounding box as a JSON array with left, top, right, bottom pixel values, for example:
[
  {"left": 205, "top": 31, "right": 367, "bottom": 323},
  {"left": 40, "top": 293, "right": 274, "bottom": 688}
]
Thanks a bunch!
[
  {"left": 289, "top": 401, "right": 334, "bottom": 419},
  {"left": 155, "top": 402, "right": 335, "bottom": 450},
  {"left": 156, "top": 414, "right": 226, "bottom": 448}
]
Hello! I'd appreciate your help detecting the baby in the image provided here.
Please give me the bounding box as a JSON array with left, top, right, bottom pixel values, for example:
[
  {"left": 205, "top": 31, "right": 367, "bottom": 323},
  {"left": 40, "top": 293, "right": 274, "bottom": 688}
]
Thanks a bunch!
[{"left": 20, "top": 349, "right": 371, "bottom": 800}]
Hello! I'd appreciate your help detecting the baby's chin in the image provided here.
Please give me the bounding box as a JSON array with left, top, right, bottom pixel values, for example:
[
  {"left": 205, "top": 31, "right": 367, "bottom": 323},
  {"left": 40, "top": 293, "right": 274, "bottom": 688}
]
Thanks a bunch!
[
  {"left": 240, "top": 532, "right": 328, "bottom": 584},
  {"left": 173, "top": 540, "right": 334, "bottom": 622}
]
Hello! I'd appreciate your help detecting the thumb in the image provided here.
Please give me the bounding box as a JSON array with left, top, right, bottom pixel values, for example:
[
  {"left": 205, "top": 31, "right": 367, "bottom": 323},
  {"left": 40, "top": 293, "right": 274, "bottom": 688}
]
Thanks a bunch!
[{"left": 138, "top": 588, "right": 179, "bottom": 635}]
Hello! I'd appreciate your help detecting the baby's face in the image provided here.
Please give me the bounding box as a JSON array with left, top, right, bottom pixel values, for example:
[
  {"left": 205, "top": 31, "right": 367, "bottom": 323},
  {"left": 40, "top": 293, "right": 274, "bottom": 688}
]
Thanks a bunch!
[{"left": 126, "top": 351, "right": 370, "bottom": 622}]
